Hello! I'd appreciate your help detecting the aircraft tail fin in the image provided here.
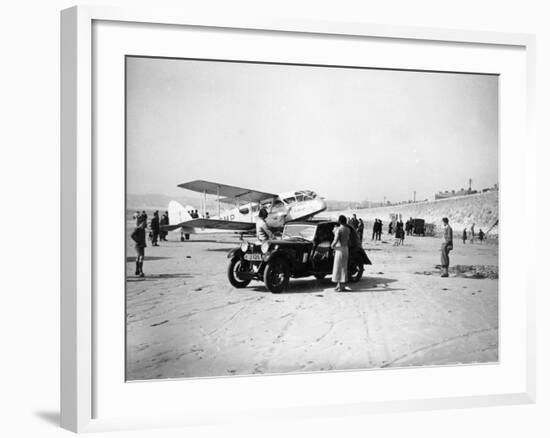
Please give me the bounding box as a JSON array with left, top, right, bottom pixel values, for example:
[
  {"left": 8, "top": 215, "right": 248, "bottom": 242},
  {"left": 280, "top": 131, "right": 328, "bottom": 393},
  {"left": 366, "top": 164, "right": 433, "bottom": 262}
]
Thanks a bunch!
[{"left": 168, "top": 200, "right": 194, "bottom": 229}]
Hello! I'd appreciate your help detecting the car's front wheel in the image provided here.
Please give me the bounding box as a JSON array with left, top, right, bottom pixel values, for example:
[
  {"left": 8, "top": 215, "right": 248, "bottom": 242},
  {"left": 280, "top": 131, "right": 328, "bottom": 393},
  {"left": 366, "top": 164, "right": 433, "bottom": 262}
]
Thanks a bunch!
[
  {"left": 227, "top": 257, "right": 251, "bottom": 288},
  {"left": 263, "top": 258, "right": 290, "bottom": 293},
  {"left": 348, "top": 257, "right": 364, "bottom": 283}
]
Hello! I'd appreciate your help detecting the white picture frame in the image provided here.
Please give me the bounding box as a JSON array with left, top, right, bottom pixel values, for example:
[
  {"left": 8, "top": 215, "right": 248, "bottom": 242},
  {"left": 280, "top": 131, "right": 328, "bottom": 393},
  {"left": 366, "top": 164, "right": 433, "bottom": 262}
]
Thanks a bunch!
[{"left": 60, "top": 5, "right": 536, "bottom": 433}]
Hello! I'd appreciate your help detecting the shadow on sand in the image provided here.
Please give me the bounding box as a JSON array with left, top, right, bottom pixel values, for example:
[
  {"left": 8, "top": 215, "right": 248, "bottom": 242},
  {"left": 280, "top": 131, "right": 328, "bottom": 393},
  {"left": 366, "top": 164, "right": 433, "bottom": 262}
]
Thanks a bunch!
[
  {"left": 251, "top": 276, "right": 403, "bottom": 294},
  {"left": 127, "top": 273, "right": 193, "bottom": 282},
  {"left": 176, "top": 238, "right": 240, "bottom": 244},
  {"left": 126, "top": 256, "right": 172, "bottom": 262},
  {"left": 206, "top": 247, "right": 237, "bottom": 252}
]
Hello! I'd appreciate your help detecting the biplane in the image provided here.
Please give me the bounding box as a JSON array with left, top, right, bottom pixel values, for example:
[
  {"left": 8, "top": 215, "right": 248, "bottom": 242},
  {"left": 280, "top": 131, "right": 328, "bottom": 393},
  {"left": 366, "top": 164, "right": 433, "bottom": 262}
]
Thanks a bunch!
[{"left": 163, "top": 180, "right": 327, "bottom": 236}]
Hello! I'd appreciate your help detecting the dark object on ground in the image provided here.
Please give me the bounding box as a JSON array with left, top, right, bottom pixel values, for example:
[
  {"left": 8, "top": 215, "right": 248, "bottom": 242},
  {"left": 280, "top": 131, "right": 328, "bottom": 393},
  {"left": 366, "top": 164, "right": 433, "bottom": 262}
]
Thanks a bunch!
[
  {"left": 415, "top": 264, "right": 498, "bottom": 280},
  {"left": 412, "top": 218, "right": 426, "bottom": 235}
]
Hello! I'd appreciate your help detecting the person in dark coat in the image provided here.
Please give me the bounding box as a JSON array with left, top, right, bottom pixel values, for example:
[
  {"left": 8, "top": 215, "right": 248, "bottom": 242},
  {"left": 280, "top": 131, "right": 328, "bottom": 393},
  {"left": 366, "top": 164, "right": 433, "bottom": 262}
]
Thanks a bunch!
[
  {"left": 130, "top": 219, "right": 147, "bottom": 277},
  {"left": 478, "top": 229, "right": 485, "bottom": 243},
  {"left": 160, "top": 211, "right": 169, "bottom": 241},
  {"left": 150, "top": 211, "right": 160, "bottom": 246},
  {"left": 357, "top": 218, "right": 364, "bottom": 244},
  {"left": 462, "top": 228, "right": 467, "bottom": 244},
  {"left": 349, "top": 214, "right": 359, "bottom": 231}
]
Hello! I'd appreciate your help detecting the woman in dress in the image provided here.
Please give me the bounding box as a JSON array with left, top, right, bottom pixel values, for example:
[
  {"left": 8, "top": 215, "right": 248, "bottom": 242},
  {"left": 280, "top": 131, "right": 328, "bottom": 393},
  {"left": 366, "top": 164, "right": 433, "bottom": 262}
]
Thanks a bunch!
[{"left": 331, "top": 215, "right": 351, "bottom": 292}]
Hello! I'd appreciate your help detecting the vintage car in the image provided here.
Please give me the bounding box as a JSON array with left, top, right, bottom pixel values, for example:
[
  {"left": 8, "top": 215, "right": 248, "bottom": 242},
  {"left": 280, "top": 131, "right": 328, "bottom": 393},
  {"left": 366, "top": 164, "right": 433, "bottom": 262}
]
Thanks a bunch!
[{"left": 227, "top": 221, "right": 372, "bottom": 293}]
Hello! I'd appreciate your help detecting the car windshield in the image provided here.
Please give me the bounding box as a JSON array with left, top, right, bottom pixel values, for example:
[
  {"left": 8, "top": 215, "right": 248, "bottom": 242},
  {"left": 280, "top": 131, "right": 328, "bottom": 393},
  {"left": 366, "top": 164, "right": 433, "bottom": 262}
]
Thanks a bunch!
[{"left": 282, "top": 224, "right": 317, "bottom": 241}]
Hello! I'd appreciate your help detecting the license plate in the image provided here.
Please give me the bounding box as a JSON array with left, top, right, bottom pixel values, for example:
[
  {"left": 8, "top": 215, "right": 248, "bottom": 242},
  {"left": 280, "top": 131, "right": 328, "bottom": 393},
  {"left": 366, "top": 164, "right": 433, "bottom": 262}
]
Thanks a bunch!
[{"left": 244, "top": 253, "right": 262, "bottom": 261}]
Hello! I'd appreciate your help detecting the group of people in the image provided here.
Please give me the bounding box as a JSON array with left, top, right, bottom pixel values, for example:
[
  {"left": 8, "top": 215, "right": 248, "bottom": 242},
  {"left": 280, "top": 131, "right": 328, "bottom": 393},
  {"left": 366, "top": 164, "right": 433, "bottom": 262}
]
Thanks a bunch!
[
  {"left": 461, "top": 224, "right": 486, "bottom": 244},
  {"left": 371, "top": 219, "right": 383, "bottom": 240},
  {"left": 393, "top": 220, "right": 405, "bottom": 245},
  {"left": 347, "top": 213, "right": 365, "bottom": 242},
  {"left": 130, "top": 210, "right": 170, "bottom": 277},
  {"left": 386, "top": 216, "right": 406, "bottom": 245}
]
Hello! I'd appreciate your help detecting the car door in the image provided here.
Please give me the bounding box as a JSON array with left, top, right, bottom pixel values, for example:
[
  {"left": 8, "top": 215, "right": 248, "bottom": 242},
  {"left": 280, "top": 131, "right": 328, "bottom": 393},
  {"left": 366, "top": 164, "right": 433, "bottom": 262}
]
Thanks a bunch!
[{"left": 311, "top": 224, "right": 335, "bottom": 273}]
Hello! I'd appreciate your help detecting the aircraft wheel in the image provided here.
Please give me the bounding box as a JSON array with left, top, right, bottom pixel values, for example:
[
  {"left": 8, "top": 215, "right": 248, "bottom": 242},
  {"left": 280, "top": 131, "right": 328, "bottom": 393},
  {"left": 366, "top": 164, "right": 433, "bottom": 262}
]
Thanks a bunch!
[
  {"left": 314, "top": 274, "right": 326, "bottom": 280},
  {"left": 227, "top": 257, "right": 251, "bottom": 288}
]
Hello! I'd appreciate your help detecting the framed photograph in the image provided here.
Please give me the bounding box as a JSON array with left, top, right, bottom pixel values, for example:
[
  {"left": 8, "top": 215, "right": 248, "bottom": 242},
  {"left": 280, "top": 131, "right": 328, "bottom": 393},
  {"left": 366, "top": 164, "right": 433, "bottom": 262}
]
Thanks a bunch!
[{"left": 61, "top": 5, "right": 536, "bottom": 433}]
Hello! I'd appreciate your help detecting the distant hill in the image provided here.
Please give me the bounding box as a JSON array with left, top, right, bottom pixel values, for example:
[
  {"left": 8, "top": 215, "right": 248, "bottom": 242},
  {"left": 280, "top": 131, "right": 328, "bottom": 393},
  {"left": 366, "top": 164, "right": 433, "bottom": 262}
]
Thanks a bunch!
[{"left": 327, "top": 191, "right": 499, "bottom": 236}]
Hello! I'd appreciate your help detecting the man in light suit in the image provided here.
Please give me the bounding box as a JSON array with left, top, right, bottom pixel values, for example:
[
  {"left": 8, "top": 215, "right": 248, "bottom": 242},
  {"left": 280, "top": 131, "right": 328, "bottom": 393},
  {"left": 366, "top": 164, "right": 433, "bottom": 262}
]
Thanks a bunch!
[{"left": 440, "top": 217, "right": 453, "bottom": 277}]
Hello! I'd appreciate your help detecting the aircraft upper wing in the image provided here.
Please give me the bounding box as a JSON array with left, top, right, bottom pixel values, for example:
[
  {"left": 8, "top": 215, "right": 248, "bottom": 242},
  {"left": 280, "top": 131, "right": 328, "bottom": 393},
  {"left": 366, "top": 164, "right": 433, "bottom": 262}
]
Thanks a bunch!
[
  {"left": 178, "top": 180, "right": 277, "bottom": 203},
  {"left": 162, "top": 218, "right": 256, "bottom": 232}
]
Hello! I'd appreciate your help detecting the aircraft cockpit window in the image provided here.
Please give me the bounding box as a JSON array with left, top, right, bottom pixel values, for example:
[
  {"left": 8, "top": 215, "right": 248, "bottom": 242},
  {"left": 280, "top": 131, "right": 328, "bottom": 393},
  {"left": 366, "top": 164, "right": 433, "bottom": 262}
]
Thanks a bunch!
[
  {"left": 284, "top": 197, "right": 297, "bottom": 204},
  {"left": 301, "top": 190, "right": 317, "bottom": 200},
  {"left": 269, "top": 200, "right": 286, "bottom": 213},
  {"left": 295, "top": 194, "right": 305, "bottom": 202}
]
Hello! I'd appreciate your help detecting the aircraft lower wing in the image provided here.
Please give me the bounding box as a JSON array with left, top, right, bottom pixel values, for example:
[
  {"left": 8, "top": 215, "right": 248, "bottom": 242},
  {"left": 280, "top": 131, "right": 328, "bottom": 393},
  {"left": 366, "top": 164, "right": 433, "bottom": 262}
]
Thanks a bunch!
[{"left": 162, "top": 218, "right": 255, "bottom": 232}]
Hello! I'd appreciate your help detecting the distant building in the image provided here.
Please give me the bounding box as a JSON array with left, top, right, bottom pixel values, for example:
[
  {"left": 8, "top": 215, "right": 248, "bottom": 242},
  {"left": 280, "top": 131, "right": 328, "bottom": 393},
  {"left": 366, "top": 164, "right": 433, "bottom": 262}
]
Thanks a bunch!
[
  {"left": 435, "top": 188, "right": 477, "bottom": 200},
  {"left": 435, "top": 182, "right": 497, "bottom": 200}
]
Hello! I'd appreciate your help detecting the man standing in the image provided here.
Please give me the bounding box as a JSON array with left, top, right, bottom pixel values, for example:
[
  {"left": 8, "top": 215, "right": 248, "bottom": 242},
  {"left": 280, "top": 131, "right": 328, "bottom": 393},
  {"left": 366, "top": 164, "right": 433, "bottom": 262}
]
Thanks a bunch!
[
  {"left": 479, "top": 229, "right": 485, "bottom": 243},
  {"left": 349, "top": 213, "right": 359, "bottom": 231},
  {"left": 357, "top": 218, "right": 364, "bottom": 244},
  {"left": 150, "top": 211, "right": 160, "bottom": 246},
  {"left": 131, "top": 219, "right": 147, "bottom": 277},
  {"left": 441, "top": 217, "right": 453, "bottom": 278},
  {"left": 160, "top": 211, "right": 169, "bottom": 241}
]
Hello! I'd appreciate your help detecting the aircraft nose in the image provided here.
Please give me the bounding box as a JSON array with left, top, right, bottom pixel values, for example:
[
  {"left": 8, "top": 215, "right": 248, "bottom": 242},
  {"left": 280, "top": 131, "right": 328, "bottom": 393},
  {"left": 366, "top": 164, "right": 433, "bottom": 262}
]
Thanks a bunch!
[{"left": 316, "top": 198, "right": 327, "bottom": 212}]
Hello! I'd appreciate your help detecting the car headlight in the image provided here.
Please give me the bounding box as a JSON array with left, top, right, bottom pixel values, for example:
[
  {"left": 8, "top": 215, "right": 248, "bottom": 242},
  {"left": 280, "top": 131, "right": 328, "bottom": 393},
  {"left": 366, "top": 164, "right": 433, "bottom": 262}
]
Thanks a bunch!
[
  {"left": 240, "top": 242, "right": 249, "bottom": 252},
  {"left": 261, "top": 242, "right": 270, "bottom": 254}
]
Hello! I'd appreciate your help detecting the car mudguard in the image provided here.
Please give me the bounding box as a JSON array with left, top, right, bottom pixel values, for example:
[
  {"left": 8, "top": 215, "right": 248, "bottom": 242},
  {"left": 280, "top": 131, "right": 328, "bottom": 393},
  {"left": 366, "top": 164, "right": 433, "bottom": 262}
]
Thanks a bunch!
[{"left": 227, "top": 248, "right": 243, "bottom": 259}]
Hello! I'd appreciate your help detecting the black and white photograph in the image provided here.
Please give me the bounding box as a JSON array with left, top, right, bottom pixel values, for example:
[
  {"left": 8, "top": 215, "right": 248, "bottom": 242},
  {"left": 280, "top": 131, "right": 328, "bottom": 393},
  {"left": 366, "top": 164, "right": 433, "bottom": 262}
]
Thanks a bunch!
[{"left": 125, "top": 56, "right": 499, "bottom": 381}]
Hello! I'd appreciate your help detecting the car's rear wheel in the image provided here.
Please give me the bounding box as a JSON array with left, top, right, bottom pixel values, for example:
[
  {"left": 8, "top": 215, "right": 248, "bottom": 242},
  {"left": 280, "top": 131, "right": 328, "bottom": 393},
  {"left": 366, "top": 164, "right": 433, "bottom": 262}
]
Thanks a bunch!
[
  {"left": 263, "top": 258, "right": 290, "bottom": 293},
  {"left": 227, "top": 257, "right": 251, "bottom": 288},
  {"left": 348, "top": 257, "right": 364, "bottom": 283}
]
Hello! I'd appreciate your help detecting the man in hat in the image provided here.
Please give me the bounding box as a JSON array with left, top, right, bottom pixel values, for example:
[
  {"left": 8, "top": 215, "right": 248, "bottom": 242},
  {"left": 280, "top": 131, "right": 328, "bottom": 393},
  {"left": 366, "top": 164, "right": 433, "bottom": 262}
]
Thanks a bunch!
[
  {"left": 130, "top": 219, "right": 147, "bottom": 277},
  {"left": 150, "top": 211, "right": 160, "bottom": 246},
  {"left": 256, "top": 208, "right": 274, "bottom": 242},
  {"left": 160, "top": 211, "right": 169, "bottom": 241}
]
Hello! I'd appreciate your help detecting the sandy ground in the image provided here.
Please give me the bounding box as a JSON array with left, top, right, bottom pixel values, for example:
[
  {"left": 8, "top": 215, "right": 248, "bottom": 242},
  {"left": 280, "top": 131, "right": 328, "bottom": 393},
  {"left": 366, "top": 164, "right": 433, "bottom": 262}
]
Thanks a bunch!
[{"left": 126, "top": 230, "right": 498, "bottom": 380}]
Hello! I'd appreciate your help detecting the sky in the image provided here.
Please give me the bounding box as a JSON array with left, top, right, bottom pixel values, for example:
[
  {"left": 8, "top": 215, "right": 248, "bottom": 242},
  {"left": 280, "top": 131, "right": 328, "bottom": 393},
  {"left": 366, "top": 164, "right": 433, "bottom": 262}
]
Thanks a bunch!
[{"left": 126, "top": 56, "right": 498, "bottom": 203}]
